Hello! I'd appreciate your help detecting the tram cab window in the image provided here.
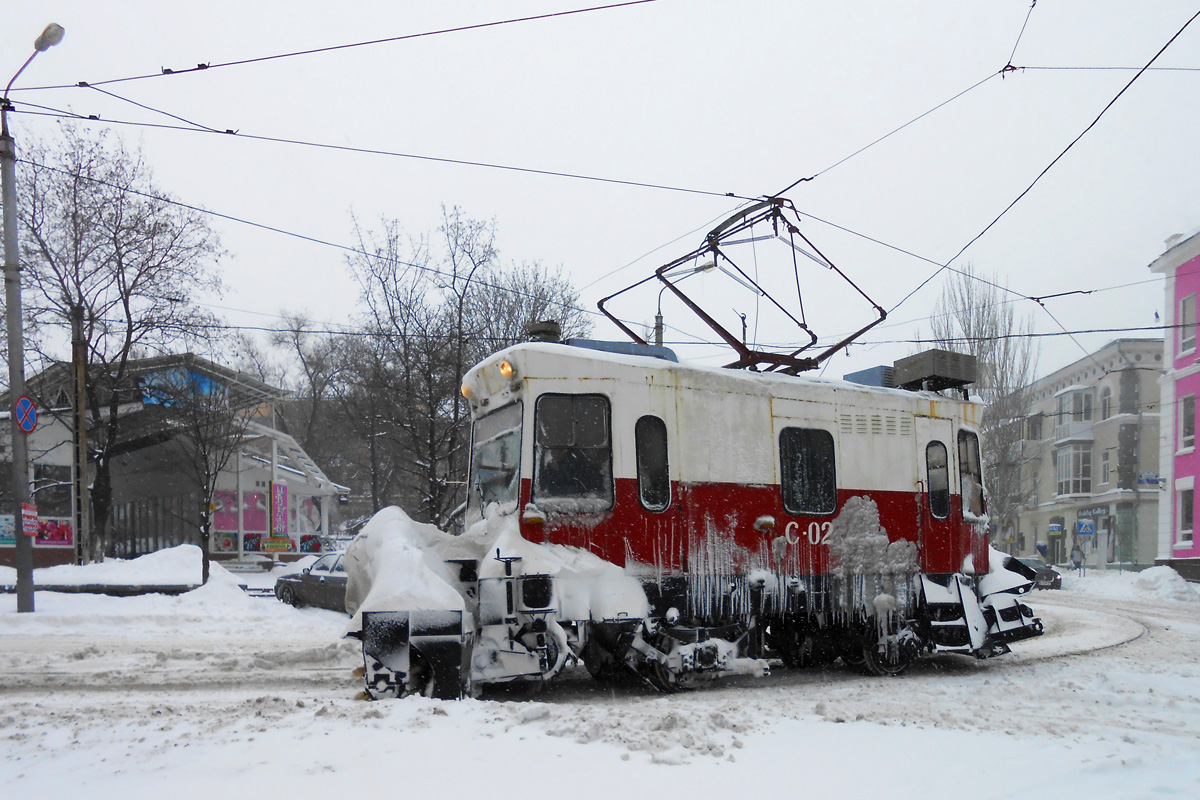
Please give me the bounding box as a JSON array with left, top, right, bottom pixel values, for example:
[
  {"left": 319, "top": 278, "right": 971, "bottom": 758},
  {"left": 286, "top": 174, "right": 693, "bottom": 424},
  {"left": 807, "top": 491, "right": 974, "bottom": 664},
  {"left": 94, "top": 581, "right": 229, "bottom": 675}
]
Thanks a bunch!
[
  {"left": 926, "top": 441, "right": 950, "bottom": 519},
  {"left": 635, "top": 415, "right": 670, "bottom": 512},
  {"left": 958, "top": 430, "right": 985, "bottom": 517},
  {"left": 533, "top": 394, "right": 614, "bottom": 511},
  {"left": 469, "top": 402, "right": 523, "bottom": 509},
  {"left": 780, "top": 427, "right": 837, "bottom": 515}
]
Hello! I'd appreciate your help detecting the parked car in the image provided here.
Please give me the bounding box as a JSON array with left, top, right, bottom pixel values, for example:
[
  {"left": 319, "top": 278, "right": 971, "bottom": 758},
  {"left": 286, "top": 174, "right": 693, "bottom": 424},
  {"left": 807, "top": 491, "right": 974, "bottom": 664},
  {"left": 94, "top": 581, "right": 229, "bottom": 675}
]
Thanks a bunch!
[
  {"left": 1015, "top": 556, "right": 1063, "bottom": 590},
  {"left": 274, "top": 551, "right": 348, "bottom": 612}
]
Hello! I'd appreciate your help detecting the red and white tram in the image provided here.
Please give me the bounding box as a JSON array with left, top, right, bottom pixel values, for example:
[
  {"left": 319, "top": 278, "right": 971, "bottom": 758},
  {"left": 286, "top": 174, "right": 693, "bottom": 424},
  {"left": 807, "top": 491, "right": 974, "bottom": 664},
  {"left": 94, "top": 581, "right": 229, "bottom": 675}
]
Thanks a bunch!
[{"left": 356, "top": 335, "right": 1043, "bottom": 698}]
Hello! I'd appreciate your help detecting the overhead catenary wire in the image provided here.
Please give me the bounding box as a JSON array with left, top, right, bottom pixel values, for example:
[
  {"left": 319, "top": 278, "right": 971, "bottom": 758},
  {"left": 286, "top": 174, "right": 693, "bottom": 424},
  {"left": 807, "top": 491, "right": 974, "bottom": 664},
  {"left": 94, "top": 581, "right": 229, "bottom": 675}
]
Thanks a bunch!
[
  {"left": 1009, "top": 65, "right": 1200, "bottom": 72},
  {"left": 16, "top": 103, "right": 1170, "bottom": 374},
  {"left": 6, "top": 7, "right": 1193, "bottom": 372},
  {"left": 1005, "top": 1, "right": 1039, "bottom": 69},
  {"left": 13, "top": 40, "right": 1172, "bottom": 319},
  {"left": 33, "top": 315, "right": 1181, "bottom": 349},
  {"left": 775, "top": 71, "right": 1000, "bottom": 196},
  {"left": 14, "top": 157, "right": 721, "bottom": 346},
  {"left": 83, "top": 84, "right": 228, "bottom": 135},
  {"left": 11, "top": 1, "right": 665, "bottom": 93},
  {"left": 14, "top": 157, "right": 609, "bottom": 325},
  {"left": 891, "top": 7, "right": 1200, "bottom": 319},
  {"left": 9, "top": 105, "right": 753, "bottom": 202}
]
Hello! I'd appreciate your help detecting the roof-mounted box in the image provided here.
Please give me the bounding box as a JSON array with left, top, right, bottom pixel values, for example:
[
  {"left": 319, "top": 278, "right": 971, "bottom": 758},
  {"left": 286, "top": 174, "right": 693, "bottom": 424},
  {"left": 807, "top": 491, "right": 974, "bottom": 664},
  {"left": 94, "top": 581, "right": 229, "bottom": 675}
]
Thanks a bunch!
[{"left": 893, "top": 349, "right": 976, "bottom": 393}]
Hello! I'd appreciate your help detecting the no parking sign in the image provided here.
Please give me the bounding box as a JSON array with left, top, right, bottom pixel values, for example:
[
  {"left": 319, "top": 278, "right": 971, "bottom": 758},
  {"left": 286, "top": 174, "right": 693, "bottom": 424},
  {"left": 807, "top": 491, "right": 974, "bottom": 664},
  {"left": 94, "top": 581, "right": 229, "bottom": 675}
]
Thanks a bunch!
[{"left": 13, "top": 395, "right": 37, "bottom": 434}]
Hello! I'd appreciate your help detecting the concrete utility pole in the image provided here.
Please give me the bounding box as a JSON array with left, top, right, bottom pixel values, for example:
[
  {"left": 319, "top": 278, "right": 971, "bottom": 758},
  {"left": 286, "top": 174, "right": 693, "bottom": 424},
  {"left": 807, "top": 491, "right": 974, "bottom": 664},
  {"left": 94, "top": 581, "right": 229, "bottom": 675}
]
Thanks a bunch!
[
  {"left": 3, "top": 23, "right": 65, "bottom": 612},
  {"left": 71, "top": 304, "right": 89, "bottom": 566}
]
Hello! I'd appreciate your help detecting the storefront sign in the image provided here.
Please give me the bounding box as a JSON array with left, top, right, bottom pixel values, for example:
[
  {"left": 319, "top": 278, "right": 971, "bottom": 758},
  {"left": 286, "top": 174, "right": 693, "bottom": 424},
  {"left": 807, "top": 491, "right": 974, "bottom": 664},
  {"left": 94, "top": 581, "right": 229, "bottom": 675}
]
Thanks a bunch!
[
  {"left": 271, "top": 482, "right": 288, "bottom": 536},
  {"left": 1077, "top": 506, "right": 1110, "bottom": 519},
  {"left": 1048, "top": 523, "right": 1064, "bottom": 534},
  {"left": 260, "top": 537, "right": 294, "bottom": 553}
]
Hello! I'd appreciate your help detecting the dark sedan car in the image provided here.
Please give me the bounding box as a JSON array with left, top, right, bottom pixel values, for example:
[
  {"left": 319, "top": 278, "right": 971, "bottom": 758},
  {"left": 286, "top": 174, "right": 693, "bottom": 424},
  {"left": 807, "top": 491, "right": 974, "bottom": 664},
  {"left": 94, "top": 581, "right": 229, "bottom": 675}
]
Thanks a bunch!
[
  {"left": 1015, "top": 556, "right": 1063, "bottom": 590},
  {"left": 274, "top": 551, "right": 348, "bottom": 612}
]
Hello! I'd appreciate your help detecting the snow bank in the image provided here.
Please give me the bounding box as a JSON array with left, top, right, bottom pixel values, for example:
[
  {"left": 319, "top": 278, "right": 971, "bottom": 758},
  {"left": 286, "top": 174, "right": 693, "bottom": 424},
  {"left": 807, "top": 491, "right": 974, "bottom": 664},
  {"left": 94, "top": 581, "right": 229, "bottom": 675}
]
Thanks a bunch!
[
  {"left": 1060, "top": 565, "right": 1200, "bottom": 604},
  {"left": 1, "top": 557, "right": 347, "bottom": 640},
  {"left": 0, "top": 544, "right": 203, "bottom": 586},
  {"left": 342, "top": 504, "right": 649, "bottom": 633}
]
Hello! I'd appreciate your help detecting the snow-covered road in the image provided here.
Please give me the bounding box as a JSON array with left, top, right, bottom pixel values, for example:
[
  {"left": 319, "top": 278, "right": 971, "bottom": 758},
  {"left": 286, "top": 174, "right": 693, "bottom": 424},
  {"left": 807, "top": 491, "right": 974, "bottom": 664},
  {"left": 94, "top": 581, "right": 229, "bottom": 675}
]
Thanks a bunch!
[{"left": 2, "top": 552, "right": 1199, "bottom": 799}]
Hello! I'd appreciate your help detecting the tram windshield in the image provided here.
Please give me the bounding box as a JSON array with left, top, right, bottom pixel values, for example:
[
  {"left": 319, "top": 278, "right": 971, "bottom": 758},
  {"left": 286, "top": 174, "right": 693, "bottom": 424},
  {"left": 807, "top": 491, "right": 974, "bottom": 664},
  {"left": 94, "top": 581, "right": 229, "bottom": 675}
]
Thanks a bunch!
[{"left": 469, "top": 401, "right": 523, "bottom": 510}]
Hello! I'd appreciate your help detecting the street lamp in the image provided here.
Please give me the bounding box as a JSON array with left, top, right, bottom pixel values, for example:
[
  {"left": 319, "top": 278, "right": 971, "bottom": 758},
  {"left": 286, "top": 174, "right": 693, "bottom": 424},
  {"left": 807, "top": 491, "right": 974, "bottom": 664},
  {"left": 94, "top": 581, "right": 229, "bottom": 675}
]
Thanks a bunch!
[
  {"left": 653, "top": 257, "right": 719, "bottom": 347},
  {"left": 3, "top": 23, "right": 65, "bottom": 613}
]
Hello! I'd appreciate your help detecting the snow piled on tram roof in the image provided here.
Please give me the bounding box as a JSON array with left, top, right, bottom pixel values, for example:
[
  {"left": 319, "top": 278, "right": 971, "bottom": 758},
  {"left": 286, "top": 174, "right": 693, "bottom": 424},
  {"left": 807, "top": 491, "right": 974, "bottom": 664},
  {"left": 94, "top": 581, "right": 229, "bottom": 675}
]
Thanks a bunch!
[{"left": 489, "top": 341, "right": 973, "bottom": 406}]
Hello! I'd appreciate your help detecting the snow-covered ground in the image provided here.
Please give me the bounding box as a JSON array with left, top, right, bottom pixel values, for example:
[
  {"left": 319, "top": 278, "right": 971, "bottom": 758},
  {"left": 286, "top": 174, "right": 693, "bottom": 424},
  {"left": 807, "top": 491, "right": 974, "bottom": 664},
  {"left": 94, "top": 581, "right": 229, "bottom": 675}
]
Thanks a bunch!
[{"left": 2, "top": 548, "right": 1199, "bottom": 799}]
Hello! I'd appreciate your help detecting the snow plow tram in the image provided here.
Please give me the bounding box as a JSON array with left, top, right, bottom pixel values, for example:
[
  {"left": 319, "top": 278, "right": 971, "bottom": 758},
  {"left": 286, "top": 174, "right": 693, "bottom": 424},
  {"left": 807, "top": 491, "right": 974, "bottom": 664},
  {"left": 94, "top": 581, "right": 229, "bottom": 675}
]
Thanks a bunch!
[{"left": 349, "top": 337, "right": 1043, "bottom": 699}]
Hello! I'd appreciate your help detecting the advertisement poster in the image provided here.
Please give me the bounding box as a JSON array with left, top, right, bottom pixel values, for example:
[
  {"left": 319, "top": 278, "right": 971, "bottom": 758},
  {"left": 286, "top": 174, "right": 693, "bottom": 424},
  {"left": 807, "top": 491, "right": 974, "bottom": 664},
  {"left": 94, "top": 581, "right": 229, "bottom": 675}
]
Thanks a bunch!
[
  {"left": 244, "top": 492, "right": 267, "bottom": 532},
  {"left": 295, "top": 497, "right": 322, "bottom": 534},
  {"left": 213, "top": 491, "right": 270, "bottom": 533},
  {"left": 212, "top": 490, "right": 239, "bottom": 532},
  {"left": 271, "top": 482, "right": 288, "bottom": 536},
  {"left": 36, "top": 518, "right": 74, "bottom": 547},
  {"left": 261, "top": 537, "right": 294, "bottom": 553},
  {"left": 0, "top": 514, "right": 74, "bottom": 547}
]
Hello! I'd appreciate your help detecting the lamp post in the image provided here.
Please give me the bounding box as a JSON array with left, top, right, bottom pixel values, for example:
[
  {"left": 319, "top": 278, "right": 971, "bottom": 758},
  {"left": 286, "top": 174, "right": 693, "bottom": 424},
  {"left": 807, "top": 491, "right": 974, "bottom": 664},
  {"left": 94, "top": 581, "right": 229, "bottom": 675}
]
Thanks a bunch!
[
  {"left": 654, "top": 258, "right": 718, "bottom": 347},
  {"left": 3, "top": 23, "right": 65, "bottom": 613}
]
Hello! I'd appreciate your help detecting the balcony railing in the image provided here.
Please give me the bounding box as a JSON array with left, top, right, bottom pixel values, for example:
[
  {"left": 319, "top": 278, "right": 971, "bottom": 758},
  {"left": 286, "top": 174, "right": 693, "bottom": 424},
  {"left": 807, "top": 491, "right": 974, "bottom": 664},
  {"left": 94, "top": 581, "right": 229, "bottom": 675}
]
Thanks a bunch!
[{"left": 1054, "top": 420, "right": 1094, "bottom": 443}]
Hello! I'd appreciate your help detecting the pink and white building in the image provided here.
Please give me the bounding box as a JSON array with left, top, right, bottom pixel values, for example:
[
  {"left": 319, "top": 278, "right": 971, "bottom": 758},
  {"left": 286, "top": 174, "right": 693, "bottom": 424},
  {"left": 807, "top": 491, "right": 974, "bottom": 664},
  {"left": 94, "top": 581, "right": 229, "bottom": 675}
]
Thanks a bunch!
[{"left": 1150, "top": 231, "right": 1200, "bottom": 581}]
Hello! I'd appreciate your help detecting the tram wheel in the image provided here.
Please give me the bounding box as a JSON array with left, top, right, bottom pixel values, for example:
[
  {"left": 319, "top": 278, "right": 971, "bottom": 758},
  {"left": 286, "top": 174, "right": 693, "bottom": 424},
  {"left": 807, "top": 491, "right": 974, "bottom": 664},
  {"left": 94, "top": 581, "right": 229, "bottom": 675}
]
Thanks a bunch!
[{"left": 862, "top": 625, "right": 917, "bottom": 677}]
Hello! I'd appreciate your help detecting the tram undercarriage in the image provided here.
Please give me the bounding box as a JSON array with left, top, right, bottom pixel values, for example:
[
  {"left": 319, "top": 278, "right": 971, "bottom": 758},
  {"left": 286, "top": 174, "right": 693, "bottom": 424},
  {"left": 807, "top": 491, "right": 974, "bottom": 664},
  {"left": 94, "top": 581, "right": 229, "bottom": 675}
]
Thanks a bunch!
[{"left": 357, "top": 553, "right": 1043, "bottom": 700}]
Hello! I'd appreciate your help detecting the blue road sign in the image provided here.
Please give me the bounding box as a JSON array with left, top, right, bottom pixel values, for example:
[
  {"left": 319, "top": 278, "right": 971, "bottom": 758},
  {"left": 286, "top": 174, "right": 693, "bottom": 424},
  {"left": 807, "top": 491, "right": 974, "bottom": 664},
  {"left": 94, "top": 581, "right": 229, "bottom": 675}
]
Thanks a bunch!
[{"left": 14, "top": 395, "right": 38, "bottom": 434}]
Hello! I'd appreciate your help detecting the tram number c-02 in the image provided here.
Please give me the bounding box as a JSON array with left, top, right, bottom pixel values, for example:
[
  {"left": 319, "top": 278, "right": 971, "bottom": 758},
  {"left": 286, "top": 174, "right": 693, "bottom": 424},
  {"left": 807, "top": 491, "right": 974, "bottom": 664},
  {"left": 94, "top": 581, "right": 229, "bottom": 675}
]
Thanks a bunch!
[{"left": 784, "top": 520, "right": 831, "bottom": 546}]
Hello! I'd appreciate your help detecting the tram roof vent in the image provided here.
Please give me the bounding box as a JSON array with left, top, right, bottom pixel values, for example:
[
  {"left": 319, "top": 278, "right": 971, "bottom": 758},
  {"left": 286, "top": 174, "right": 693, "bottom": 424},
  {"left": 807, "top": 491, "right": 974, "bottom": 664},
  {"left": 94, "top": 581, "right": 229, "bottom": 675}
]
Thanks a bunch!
[{"left": 893, "top": 349, "right": 976, "bottom": 393}]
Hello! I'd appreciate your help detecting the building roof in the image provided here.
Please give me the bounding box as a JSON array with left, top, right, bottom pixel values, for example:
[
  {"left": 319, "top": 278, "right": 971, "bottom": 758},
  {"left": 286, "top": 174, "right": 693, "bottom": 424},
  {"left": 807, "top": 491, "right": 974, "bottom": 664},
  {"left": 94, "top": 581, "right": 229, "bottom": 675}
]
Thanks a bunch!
[
  {"left": 11, "top": 353, "right": 288, "bottom": 411},
  {"left": 1028, "top": 338, "right": 1163, "bottom": 394},
  {"left": 1148, "top": 229, "right": 1200, "bottom": 274}
]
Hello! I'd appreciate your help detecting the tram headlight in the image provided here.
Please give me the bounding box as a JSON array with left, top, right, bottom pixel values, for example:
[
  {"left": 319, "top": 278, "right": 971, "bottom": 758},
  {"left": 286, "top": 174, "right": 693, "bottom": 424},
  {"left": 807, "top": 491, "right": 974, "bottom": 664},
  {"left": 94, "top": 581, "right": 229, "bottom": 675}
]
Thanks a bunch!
[
  {"left": 498, "top": 359, "right": 516, "bottom": 380},
  {"left": 461, "top": 383, "right": 475, "bottom": 400}
]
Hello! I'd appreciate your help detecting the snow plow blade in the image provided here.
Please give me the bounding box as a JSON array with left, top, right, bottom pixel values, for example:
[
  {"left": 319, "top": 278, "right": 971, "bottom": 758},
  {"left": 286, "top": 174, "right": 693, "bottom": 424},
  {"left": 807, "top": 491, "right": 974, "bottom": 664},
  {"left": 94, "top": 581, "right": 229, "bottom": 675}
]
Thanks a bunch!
[{"left": 362, "top": 610, "right": 471, "bottom": 700}]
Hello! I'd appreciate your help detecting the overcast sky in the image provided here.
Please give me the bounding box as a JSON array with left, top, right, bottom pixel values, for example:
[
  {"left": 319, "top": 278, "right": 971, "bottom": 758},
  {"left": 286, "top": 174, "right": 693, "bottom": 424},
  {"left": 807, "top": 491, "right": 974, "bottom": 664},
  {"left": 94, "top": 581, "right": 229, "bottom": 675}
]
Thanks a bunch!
[{"left": 5, "top": 1, "right": 1199, "bottom": 379}]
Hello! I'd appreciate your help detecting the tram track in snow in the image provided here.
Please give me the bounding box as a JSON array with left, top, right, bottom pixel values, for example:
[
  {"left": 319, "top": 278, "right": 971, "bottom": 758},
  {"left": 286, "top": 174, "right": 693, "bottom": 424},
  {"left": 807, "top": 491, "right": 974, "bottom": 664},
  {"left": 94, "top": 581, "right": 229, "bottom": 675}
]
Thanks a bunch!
[{"left": 0, "top": 591, "right": 1170, "bottom": 700}]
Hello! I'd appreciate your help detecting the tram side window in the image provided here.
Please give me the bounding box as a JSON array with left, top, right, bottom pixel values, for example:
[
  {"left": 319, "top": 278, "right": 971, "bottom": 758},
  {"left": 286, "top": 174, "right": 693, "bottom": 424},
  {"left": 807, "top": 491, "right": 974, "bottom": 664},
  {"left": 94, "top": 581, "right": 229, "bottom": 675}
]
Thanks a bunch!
[
  {"left": 926, "top": 441, "right": 950, "bottom": 519},
  {"left": 780, "top": 428, "right": 837, "bottom": 515},
  {"left": 533, "top": 394, "right": 614, "bottom": 511},
  {"left": 958, "top": 430, "right": 985, "bottom": 517},
  {"left": 635, "top": 415, "right": 670, "bottom": 512}
]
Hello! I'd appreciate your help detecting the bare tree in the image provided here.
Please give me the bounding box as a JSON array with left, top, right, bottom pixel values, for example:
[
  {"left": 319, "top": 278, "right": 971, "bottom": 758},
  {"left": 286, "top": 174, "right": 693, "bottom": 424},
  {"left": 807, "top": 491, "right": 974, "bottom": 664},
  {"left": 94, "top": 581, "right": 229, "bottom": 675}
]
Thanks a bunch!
[
  {"left": 337, "top": 209, "right": 590, "bottom": 528},
  {"left": 141, "top": 358, "right": 254, "bottom": 583},
  {"left": 18, "top": 126, "right": 224, "bottom": 560},
  {"left": 925, "top": 264, "right": 1039, "bottom": 552},
  {"left": 344, "top": 215, "right": 450, "bottom": 522},
  {"left": 466, "top": 260, "right": 591, "bottom": 362},
  {"left": 270, "top": 314, "right": 345, "bottom": 460}
]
